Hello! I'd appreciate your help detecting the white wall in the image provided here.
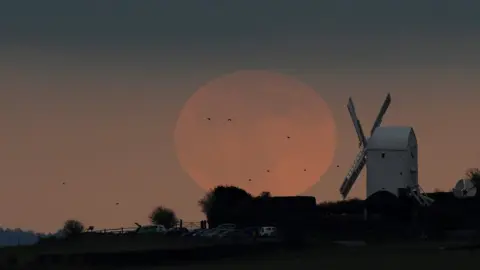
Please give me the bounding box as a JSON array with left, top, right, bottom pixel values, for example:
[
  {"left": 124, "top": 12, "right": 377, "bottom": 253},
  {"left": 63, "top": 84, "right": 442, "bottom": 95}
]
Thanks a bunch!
[
  {"left": 408, "top": 136, "right": 419, "bottom": 187},
  {"left": 366, "top": 149, "right": 416, "bottom": 197}
]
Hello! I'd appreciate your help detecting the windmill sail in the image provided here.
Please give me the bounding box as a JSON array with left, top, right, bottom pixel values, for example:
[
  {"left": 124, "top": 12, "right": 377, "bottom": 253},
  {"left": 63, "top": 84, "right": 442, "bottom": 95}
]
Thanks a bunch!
[
  {"left": 370, "top": 94, "right": 391, "bottom": 136},
  {"left": 347, "top": 98, "right": 367, "bottom": 147},
  {"left": 340, "top": 147, "right": 367, "bottom": 199}
]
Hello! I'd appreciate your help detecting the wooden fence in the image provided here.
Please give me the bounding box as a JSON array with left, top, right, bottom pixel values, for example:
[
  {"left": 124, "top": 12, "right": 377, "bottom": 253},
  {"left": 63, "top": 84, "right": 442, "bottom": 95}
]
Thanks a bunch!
[{"left": 91, "top": 221, "right": 203, "bottom": 234}]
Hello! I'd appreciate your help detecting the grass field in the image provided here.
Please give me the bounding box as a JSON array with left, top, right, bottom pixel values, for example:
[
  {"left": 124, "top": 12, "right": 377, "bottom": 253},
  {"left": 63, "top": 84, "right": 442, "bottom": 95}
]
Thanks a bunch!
[
  {"left": 0, "top": 233, "right": 267, "bottom": 269},
  {"left": 0, "top": 234, "right": 227, "bottom": 269},
  {"left": 1, "top": 237, "right": 479, "bottom": 270},
  {"left": 39, "top": 234, "right": 228, "bottom": 253},
  {"left": 41, "top": 242, "right": 480, "bottom": 270},
  {"left": 155, "top": 242, "right": 479, "bottom": 270}
]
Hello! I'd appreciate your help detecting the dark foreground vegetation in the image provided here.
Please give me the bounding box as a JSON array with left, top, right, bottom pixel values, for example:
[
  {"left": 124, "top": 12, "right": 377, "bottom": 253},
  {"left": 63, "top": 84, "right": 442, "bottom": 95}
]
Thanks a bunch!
[{"left": 2, "top": 169, "right": 480, "bottom": 269}]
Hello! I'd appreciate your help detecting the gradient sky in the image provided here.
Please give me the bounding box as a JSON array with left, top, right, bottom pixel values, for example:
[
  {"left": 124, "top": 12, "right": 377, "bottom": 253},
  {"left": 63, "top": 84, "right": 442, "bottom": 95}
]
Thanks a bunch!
[{"left": 1, "top": 0, "right": 480, "bottom": 232}]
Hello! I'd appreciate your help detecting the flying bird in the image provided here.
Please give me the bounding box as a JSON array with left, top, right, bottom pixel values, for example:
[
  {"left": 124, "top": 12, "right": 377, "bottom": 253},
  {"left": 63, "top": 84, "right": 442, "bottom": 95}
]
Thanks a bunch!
[
  {"left": 287, "top": 136, "right": 291, "bottom": 139},
  {"left": 266, "top": 169, "right": 270, "bottom": 173},
  {"left": 227, "top": 118, "right": 232, "bottom": 122},
  {"left": 304, "top": 169, "right": 307, "bottom": 171},
  {"left": 205, "top": 117, "right": 211, "bottom": 120}
]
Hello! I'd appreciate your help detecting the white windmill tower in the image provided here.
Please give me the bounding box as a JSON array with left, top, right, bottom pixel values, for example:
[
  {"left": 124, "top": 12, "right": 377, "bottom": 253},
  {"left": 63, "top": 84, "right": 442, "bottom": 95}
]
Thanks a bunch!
[{"left": 339, "top": 93, "right": 433, "bottom": 206}]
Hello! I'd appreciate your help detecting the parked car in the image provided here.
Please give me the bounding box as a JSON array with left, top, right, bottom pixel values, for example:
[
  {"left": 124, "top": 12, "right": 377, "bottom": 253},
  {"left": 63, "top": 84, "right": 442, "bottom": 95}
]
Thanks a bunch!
[
  {"left": 136, "top": 225, "right": 167, "bottom": 234},
  {"left": 203, "top": 228, "right": 229, "bottom": 237},
  {"left": 165, "top": 227, "right": 188, "bottom": 236},
  {"left": 259, "top": 226, "right": 277, "bottom": 237},
  {"left": 181, "top": 229, "right": 198, "bottom": 237},
  {"left": 218, "top": 229, "right": 251, "bottom": 240},
  {"left": 216, "top": 230, "right": 232, "bottom": 238},
  {"left": 211, "top": 228, "right": 235, "bottom": 238},
  {"left": 216, "top": 223, "right": 236, "bottom": 230},
  {"left": 191, "top": 229, "right": 209, "bottom": 237}
]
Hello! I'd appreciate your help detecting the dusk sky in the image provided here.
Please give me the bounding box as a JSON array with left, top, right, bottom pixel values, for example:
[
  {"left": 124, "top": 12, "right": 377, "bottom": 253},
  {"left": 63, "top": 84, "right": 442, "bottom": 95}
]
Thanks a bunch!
[{"left": 1, "top": 0, "right": 480, "bottom": 232}]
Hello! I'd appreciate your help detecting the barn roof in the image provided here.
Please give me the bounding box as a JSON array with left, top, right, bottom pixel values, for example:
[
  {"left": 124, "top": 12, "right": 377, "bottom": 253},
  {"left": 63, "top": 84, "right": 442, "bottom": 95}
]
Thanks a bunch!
[{"left": 367, "top": 126, "right": 415, "bottom": 150}]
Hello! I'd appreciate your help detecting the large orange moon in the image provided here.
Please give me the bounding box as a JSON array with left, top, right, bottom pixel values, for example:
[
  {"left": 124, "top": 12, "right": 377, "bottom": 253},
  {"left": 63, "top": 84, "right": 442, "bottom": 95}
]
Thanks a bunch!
[{"left": 174, "top": 70, "right": 336, "bottom": 196}]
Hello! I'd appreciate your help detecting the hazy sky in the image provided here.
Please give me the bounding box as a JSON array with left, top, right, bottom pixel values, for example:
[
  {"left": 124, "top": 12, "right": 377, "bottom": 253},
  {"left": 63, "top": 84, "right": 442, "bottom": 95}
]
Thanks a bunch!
[{"left": 1, "top": 0, "right": 480, "bottom": 232}]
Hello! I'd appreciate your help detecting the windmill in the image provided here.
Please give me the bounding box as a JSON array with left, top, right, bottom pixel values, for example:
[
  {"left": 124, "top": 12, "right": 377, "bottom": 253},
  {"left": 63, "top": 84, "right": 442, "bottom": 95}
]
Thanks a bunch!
[{"left": 339, "top": 93, "right": 433, "bottom": 206}]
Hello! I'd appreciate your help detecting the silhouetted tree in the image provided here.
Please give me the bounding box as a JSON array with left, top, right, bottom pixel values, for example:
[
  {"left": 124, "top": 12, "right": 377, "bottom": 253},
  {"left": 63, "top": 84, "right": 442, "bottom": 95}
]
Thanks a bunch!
[
  {"left": 149, "top": 206, "right": 178, "bottom": 229},
  {"left": 198, "top": 190, "right": 215, "bottom": 217},
  {"left": 198, "top": 185, "right": 253, "bottom": 227},
  {"left": 62, "top": 219, "right": 84, "bottom": 237}
]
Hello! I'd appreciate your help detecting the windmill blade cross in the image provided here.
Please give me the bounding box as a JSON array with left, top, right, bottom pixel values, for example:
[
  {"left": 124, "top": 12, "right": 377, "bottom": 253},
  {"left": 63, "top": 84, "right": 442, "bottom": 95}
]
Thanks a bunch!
[{"left": 340, "top": 94, "right": 392, "bottom": 200}]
